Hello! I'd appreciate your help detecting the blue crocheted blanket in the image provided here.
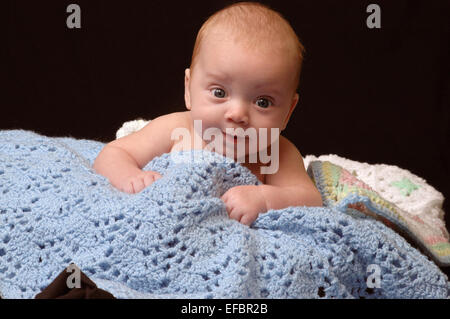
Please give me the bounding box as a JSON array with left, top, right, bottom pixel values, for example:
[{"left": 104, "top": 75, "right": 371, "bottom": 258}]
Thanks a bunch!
[{"left": 0, "top": 130, "right": 448, "bottom": 299}]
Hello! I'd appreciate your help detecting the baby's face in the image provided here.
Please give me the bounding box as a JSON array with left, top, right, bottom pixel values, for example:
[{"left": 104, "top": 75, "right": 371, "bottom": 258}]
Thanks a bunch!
[{"left": 185, "top": 33, "right": 299, "bottom": 158}]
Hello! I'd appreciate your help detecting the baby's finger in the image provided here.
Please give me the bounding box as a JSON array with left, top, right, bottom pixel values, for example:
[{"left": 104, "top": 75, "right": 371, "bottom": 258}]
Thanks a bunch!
[
  {"left": 228, "top": 207, "right": 243, "bottom": 221},
  {"left": 121, "top": 183, "right": 134, "bottom": 194},
  {"left": 131, "top": 179, "right": 145, "bottom": 193},
  {"left": 143, "top": 173, "right": 156, "bottom": 187},
  {"left": 222, "top": 201, "right": 231, "bottom": 215},
  {"left": 221, "top": 189, "right": 232, "bottom": 202},
  {"left": 220, "top": 193, "right": 228, "bottom": 203},
  {"left": 240, "top": 214, "right": 254, "bottom": 226},
  {"left": 153, "top": 171, "right": 162, "bottom": 179}
]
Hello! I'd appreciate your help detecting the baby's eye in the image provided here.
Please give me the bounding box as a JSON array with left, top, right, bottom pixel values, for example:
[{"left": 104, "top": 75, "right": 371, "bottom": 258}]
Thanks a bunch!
[
  {"left": 255, "top": 98, "right": 272, "bottom": 108},
  {"left": 211, "top": 88, "right": 226, "bottom": 98}
]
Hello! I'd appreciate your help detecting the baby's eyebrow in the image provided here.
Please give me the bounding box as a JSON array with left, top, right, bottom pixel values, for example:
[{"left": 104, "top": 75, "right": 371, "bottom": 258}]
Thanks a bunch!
[
  {"left": 253, "top": 84, "right": 282, "bottom": 97},
  {"left": 205, "top": 72, "right": 282, "bottom": 97},
  {"left": 205, "top": 72, "right": 230, "bottom": 81}
]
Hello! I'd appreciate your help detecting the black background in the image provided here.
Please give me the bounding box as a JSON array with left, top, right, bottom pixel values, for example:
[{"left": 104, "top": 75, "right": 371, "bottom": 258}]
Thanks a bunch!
[{"left": 3, "top": 0, "right": 449, "bottom": 274}]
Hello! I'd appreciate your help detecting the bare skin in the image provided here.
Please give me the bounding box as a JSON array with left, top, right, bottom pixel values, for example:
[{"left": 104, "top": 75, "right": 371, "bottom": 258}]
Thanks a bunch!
[{"left": 93, "top": 33, "right": 322, "bottom": 226}]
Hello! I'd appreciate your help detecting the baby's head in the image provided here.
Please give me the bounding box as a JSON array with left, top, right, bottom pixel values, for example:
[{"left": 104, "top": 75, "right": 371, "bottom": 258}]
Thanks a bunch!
[
  {"left": 184, "top": 2, "right": 305, "bottom": 160},
  {"left": 189, "top": 2, "right": 304, "bottom": 93}
]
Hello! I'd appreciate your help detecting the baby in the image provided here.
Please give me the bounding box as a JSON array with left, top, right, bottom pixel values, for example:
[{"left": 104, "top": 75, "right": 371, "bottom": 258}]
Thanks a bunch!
[{"left": 93, "top": 2, "right": 323, "bottom": 225}]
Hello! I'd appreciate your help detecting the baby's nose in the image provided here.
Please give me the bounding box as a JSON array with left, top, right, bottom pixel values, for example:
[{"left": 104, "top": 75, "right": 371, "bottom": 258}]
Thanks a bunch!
[{"left": 225, "top": 103, "right": 249, "bottom": 126}]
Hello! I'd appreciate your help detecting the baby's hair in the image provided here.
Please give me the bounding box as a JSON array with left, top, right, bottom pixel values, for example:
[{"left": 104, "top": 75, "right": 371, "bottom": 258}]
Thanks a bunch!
[{"left": 189, "top": 1, "right": 305, "bottom": 90}]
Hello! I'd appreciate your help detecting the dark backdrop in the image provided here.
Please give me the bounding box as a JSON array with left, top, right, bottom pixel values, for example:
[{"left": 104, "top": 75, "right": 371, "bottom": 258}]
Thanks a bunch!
[{"left": 3, "top": 0, "right": 449, "bottom": 272}]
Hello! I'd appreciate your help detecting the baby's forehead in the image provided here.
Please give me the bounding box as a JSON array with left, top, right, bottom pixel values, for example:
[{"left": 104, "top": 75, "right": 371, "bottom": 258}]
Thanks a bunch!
[
  {"left": 203, "top": 26, "right": 297, "bottom": 60},
  {"left": 190, "top": 3, "right": 303, "bottom": 89},
  {"left": 198, "top": 36, "right": 299, "bottom": 93},
  {"left": 210, "top": 20, "right": 293, "bottom": 45}
]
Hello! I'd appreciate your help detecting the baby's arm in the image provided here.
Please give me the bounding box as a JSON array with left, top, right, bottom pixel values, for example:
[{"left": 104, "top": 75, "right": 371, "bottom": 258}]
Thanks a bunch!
[
  {"left": 93, "top": 112, "right": 186, "bottom": 193},
  {"left": 258, "top": 137, "right": 323, "bottom": 210},
  {"left": 221, "top": 136, "right": 322, "bottom": 225}
]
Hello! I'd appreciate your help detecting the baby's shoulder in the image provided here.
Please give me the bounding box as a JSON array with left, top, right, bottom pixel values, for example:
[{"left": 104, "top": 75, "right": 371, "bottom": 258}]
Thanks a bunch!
[
  {"left": 275, "top": 135, "right": 306, "bottom": 169},
  {"left": 278, "top": 135, "right": 301, "bottom": 156},
  {"left": 157, "top": 111, "right": 190, "bottom": 125},
  {"left": 151, "top": 111, "right": 191, "bottom": 131}
]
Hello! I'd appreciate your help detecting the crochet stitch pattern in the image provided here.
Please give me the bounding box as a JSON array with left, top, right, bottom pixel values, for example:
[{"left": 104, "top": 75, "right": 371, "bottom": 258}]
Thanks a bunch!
[
  {"left": 0, "top": 130, "right": 449, "bottom": 299},
  {"left": 307, "top": 161, "right": 450, "bottom": 267},
  {"left": 303, "top": 154, "right": 447, "bottom": 231},
  {"left": 391, "top": 178, "right": 420, "bottom": 197}
]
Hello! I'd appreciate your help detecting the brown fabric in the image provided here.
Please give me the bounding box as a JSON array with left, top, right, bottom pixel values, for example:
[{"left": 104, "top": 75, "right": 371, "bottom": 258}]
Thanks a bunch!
[{"left": 35, "top": 264, "right": 115, "bottom": 299}]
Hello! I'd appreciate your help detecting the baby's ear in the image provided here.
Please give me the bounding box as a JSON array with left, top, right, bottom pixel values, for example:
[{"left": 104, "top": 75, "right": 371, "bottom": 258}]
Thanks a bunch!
[
  {"left": 282, "top": 93, "right": 299, "bottom": 130},
  {"left": 184, "top": 68, "right": 192, "bottom": 110}
]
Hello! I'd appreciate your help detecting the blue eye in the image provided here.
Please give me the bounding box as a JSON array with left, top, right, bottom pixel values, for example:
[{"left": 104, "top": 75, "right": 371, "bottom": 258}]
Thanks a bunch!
[
  {"left": 212, "top": 88, "right": 226, "bottom": 98},
  {"left": 256, "top": 98, "right": 272, "bottom": 108}
]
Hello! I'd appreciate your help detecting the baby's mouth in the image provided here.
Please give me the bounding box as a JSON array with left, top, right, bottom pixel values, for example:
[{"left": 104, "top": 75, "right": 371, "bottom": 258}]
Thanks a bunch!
[
  {"left": 222, "top": 132, "right": 253, "bottom": 148},
  {"left": 222, "top": 131, "right": 245, "bottom": 144},
  {"left": 222, "top": 132, "right": 236, "bottom": 144}
]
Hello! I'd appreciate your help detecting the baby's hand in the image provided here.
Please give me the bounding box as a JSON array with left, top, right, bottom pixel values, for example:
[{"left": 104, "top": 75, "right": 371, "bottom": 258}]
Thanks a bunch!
[
  {"left": 119, "top": 170, "right": 162, "bottom": 194},
  {"left": 221, "top": 185, "right": 267, "bottom": 226}
]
